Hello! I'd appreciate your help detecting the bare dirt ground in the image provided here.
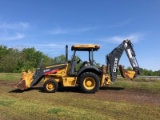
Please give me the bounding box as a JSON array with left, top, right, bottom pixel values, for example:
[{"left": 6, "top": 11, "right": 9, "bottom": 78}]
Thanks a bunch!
[
  {"left": 0, "top": 80, "right": 160, "bottom": 106},
  {"left": 96, "top": 88, "right": 160, "bottom": 106}
]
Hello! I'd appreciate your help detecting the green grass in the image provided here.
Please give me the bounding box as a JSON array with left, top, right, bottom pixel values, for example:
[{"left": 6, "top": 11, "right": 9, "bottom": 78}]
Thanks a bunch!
[
  {"left": 0, "top": 73, "right": 21, "bottom": 81},
  {"left": 0, "top": 73, "right": 160, "bottom": 120},
  {"left": 48, "top": 108, "right": 62, "bottom": 114},
  {"left": 0, "top": 99, "right": 16, "bottom": 106},
  {"left": 0, "top": 90, "right": 160, "bottom": 120},
  {"left": 112, "top": 79, "right": 160, "bottom": 93}
]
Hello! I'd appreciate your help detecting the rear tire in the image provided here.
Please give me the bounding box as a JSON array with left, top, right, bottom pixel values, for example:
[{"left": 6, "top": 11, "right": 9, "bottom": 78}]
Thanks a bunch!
[
  {"left": 79, "top": 72, "right": 100, "bottom": 93},
  {"left": 43, "top": 79, "right": 58, "bottom": 93}
]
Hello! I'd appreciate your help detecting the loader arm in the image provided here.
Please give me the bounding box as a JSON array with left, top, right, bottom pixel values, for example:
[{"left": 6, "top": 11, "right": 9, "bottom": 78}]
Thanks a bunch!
[{"left": 106, "top": 39, "right": 140, "bottom": 82}]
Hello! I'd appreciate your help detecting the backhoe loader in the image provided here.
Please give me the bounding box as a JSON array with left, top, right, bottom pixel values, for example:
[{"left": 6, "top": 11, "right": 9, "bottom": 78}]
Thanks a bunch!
[{"left": 16, "top": 39, "right": 140, "bottom": 93}]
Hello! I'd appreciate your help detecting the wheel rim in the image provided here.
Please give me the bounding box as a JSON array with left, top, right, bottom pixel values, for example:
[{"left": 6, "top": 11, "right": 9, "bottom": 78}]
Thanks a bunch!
[
  {"left": 46, "top": 83, "right": 54, "bottom": 91},
  {"left": 83, "top": 77, "right": 96, "bottom": 90}
]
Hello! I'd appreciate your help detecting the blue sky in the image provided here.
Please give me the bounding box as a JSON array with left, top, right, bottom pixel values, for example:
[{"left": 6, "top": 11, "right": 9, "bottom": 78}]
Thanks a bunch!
[{"left": 0, "top": 0, "right": 160, "bottom": 71}]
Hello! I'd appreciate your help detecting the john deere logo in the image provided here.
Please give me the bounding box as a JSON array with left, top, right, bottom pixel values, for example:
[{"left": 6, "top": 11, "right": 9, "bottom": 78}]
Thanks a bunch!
[{"left": 113, "top": 58, "right": 118, "bottom": 72}]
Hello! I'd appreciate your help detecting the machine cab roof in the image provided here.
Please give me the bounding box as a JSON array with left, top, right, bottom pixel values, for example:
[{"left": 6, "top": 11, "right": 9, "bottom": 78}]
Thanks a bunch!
[{"left": 71, "top": 44, "right": 100, "bottom": 51}]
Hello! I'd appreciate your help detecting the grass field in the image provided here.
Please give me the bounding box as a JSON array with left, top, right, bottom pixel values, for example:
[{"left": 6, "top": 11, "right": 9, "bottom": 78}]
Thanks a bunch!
[{"left": 0, "top": 73, "right": 160, "bottom": 120}]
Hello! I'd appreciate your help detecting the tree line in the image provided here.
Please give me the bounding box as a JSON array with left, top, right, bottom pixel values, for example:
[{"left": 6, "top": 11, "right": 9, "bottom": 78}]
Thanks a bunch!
[
  {"left": 0, "top": 45, "right": 65, "bottom": 73},
  {"left": 0, "top": 45, "right": 160, "bottom": 76},
  {"left": 126, "top": 67, "right": 160, "bottom": 76}
]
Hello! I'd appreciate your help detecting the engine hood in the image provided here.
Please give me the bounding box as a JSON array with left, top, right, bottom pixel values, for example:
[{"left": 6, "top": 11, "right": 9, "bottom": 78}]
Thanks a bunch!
[{"left": 43, "top": 63, "right": 67, "bottom": 75}]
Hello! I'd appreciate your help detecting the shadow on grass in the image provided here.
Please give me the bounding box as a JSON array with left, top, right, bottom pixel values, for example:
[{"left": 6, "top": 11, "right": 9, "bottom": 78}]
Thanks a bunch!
[
  {"left": 8, "top": 87, "right": 43, "bottom": 93},
  {"left": 58, "top": 86, "right": 81, "bottom": 93},
  {"left": 39, "top": 86, "right": 82, "bottom": 93},
  {"left": 100, "top": 87, "right": 125, "bottom": 91},
  {"left": 9, "top": 86, "right": 124, "bottom": 93},
  {"left": 8, "top": 86, "right": 81, "bottom": 93},
  {"left": 9, "top": 89, "right": 25, "bottom": 93}
]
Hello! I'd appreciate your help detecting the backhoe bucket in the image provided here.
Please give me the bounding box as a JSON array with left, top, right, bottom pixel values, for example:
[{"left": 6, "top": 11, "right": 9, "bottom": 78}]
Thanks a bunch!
[
  {"left": 16, "top": 70, "right": 34, "bottom": 90},
  {"left": 119, "top": 65, "right": 136, "bottom": 80}
]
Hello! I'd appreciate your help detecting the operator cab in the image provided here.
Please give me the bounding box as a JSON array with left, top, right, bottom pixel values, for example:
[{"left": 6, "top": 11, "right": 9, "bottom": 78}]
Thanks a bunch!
[{"left": 69, "top": 44, "right": 100, "bottom": 76}]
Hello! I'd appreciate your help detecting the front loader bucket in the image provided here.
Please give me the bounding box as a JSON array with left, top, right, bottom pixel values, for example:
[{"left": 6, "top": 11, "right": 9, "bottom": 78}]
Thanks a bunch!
[
  {"left": 119, "top": 65, "right": 136, "bottom": 80},
  {"left": 16, "top": 70, "right": 34, "bottom": 90}
]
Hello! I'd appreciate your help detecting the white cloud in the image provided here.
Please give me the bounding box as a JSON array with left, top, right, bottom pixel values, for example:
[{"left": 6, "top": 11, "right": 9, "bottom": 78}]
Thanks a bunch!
[
  {"left": 0, "top": 33, "right": 25, "bottom": 41},
  {"left": 49, "top": 26, "right": 98, "bottom": 35},
  {"left": 37, "top": 43, "right": 65, "bottom": 49},
  {"left": 73, "top": 27, "right": 97, "bottom": 33},
  {"left": 0, "top": 22, "right": 30, "bottom": 30},
  {"left": 100, "top": 33, "right": 143, "bottom": 44},
  {"left": 0, "top": 22, "right": 29, "bottom": 41},
  {"left": 20, "top": 43, "right": 65, "bottom": 49},
  {"left": 108, "top": 19, "right": 131, "bottom": 28},
  {"left": 49, "top": 27, "right": 67, "bottom": 35}
]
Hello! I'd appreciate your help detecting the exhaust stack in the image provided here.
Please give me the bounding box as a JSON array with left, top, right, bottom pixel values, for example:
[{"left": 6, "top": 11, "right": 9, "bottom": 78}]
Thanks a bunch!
[{"left": 66, "top": 45, "right": 68, "bottom": 63}]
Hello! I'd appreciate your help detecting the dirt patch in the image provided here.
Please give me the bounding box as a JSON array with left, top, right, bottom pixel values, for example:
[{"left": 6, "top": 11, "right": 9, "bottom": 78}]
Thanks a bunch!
[
  {"left": 0, "top": 80, "right": 16, "bottom": 87},
  {"left": 96, "top": 88, "right": 160, "bottom": 105}
]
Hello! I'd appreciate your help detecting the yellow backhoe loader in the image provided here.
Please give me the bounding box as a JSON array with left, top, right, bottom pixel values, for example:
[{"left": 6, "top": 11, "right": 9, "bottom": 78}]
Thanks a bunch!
[{"left": 16, "top": 39, "right": 140, "bottom": 93}]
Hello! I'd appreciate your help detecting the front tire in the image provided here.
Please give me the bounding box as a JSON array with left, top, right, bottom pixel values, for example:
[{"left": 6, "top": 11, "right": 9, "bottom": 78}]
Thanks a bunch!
[
  {"left": 43, "top": 79, "right": 58, "bottom": 93},
  {"left": 79, "top": 72, "right": 100, "bottom": 93}
]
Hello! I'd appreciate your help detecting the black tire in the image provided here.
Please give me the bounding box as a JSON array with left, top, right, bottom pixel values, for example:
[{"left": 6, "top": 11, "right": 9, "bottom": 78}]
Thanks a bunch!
[
  {"left": 79, "top": 72, "right": 100, "bottom": 93},
  {"left": 43, "top": 79, "right": 58, "bottom": 93}
]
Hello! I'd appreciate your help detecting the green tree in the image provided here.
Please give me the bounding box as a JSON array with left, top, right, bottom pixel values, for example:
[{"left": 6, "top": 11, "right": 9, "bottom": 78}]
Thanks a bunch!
[
  {"left": 0, "top": 48, "right": 21, "bottom": 72},
  {"left": 53, "top": 54, "right": 66, "bottom": 63},
  {"left": 0, "top": 45, "right": 9, "bottom": 72},
  {"left": 0, "top": 44, "right": 160, "bottom": 75}
]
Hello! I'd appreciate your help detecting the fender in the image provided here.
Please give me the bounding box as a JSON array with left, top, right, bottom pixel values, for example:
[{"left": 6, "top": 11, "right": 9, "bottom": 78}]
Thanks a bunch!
[{"left": 77, "top": 66, "right": 102, "bottom": 76}]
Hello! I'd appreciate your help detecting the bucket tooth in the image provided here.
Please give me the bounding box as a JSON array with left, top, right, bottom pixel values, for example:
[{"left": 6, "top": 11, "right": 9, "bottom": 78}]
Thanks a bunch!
[
  {"left": 119, "top": 65, "right": 136, "bottom": 80},
  {"left": 16, "top": 80, "right": 26, "bottom": 90}
]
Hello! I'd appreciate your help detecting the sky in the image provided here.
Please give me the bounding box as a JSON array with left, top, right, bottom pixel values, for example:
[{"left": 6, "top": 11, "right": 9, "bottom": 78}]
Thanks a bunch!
[{"left": 0, "top": 0, "right": 160, "bottom": 71}]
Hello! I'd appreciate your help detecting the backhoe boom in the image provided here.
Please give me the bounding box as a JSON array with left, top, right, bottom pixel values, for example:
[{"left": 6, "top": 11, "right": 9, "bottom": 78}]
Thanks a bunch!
[{"left": 106, "top": 39, "right": 140, "bottom": 82}]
